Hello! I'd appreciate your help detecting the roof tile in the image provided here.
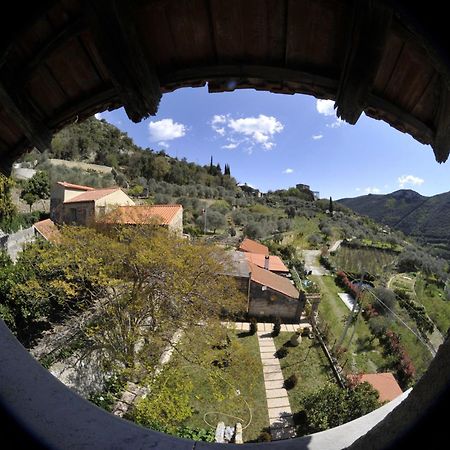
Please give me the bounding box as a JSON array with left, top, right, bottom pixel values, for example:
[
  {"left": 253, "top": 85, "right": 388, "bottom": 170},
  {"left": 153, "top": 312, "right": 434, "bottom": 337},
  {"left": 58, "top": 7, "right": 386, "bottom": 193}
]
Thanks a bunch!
[
  {"left": 104, "top": 204, "right": 182, "bottom": 225},
  {"left": 64, "top": 188, "right": 120, "bottom": 203},
  {"left": 249, "top": 262, "right": 299, "bottom": 298},
  {"left": 239, "top": 238, "right": 269, "bottom": 256}
]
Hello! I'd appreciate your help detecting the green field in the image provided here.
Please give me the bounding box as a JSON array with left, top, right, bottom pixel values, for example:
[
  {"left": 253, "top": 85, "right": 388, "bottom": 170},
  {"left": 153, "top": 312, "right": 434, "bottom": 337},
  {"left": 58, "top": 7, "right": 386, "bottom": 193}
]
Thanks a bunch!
[
  {"left": 330, "top": 246, "right": 397, "bottom": 275},
  {"left": 273, "top": 332, "right": 335, "bottom": 413},
  {"left": 415, "top": 276, "right": 450, "bottom": 334},
  {"left": 288, "top": 216, "right": 323, "bottom": 250},
  {"left": 170, "top": 328, "right": 268, "bottom": 442},
  {"left": 311, "top": 275, "right": 387, "bottom": 373}
]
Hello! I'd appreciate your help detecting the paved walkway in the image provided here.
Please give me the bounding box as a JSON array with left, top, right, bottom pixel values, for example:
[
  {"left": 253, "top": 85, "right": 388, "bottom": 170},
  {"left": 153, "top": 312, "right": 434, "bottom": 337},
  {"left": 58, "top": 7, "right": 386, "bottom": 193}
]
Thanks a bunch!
[
  {"left": 222, "top": 321, "right": 308, "bottom": 333},
  {"left": 257, "top": 331, "right": 296, "bottom": 440},
  {"left": 303, "top": 250, "right": 328, "bottom": 276}
]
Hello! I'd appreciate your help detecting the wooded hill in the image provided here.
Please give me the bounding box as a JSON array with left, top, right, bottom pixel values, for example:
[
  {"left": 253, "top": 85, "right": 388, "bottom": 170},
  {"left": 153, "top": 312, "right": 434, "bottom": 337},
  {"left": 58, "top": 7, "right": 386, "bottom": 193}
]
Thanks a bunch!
[
  {"left": 338, "top": 190, "right": 450, "bottom": 260},
  {"left": 20, "top": 117, "right": 237, "bottom": 192}
]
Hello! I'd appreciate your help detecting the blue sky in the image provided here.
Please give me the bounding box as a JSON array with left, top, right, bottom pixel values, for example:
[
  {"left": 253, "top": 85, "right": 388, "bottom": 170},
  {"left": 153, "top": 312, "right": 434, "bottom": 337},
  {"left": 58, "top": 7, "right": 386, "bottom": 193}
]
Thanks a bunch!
[{"left": 95, "top": 87, "right": 450, "bottom": 200}]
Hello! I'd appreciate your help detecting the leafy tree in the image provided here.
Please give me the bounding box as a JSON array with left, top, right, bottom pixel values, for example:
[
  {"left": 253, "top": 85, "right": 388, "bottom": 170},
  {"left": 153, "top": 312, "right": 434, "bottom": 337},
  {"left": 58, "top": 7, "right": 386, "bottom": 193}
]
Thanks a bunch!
[
  {"left": 0, "top": 174, "right": 16, "bottom": 231},
  {"left": 298, "top": 382, "right": 381, "bottom": 434},
  {"left": 243, "top": 222, "right": 264, "bottom": 239},
  {"left": 329, "top": 197, "right": 334, "bottom": 216},
  {"left": 199, "top": 210, "right": 226, "bottom": 234},
  {"left": 20, "top": 171, "right": 50, "bottom": 211},
  {"left": 132, "top": 366, "right": 193, "bottom": 433}
]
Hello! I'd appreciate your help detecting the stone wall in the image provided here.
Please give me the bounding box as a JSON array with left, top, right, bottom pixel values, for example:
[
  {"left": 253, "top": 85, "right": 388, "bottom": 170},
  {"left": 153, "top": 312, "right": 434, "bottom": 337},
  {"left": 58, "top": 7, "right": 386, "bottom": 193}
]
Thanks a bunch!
[
  {"left": 0, "top": 226, "right": 35, "bottom": 261},
  {"left": 248, "top": 283, "right": 304, "bottom": 322}
]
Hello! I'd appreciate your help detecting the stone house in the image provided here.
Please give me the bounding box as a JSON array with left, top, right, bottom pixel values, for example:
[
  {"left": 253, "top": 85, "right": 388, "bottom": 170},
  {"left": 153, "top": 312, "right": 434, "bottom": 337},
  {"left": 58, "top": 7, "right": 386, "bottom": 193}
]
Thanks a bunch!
[
  {"left": 50, "top": 181, "right": 135, "bottom": 225},
  {"left": 247, "top": 262, "right": 304, "bottom": 323},
  {"left": 228, "top": 251, "right": 304, "bottom": 323}
]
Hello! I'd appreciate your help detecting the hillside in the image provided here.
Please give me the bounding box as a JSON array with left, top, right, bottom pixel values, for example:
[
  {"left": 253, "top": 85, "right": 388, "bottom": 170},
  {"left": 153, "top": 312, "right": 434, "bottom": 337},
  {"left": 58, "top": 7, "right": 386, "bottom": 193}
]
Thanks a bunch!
[
  {"left": 338, "top": 190, "right": 450, "bottom": 259},
  {"left": 19, "top": 117, "right": 237, "bottom": 192}
]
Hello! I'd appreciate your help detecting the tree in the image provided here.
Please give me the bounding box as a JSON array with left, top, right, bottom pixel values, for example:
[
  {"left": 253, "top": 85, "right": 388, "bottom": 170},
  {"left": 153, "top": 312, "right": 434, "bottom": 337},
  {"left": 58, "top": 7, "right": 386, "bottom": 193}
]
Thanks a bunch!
[
  {"left": 0, "top": 174, "right": 16, "bottom": 231},
  {"left": 20, "top": 171, "right": 50, "bottom": 211},
  {"left": 197, "top": 210, "right": 226, "bottom": 234},
  {"left": 132, "top": 366, "right": 194, "bottom": 433},
  {"left": 329, "top": 197, "right": 334, "bottom": 216},
  {"left": 151, "top": 156, "right": 171, "bottom": 180},
  {"left": 298, "top": 382, "right": 381, "bottom": 434}
]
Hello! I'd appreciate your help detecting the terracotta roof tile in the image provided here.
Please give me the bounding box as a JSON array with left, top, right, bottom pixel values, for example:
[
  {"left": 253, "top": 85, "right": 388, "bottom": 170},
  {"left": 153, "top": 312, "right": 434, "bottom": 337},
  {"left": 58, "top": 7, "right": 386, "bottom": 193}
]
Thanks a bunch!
[
  {"left": 33, "top": 218, "right": 60, "bottom": 242},
  {"left": 64, "top": 188, "right": 120, "bottom": 203},
  {"left": 244, "top": 253, "right": 289, "bottom": 272},
  {"left": 249, "top": 262, "right": 299, "bottom": 298},
  {"left": 57, "top": 181, "right": 95, "bottom": 191},
  {"left": 105, "top": 204, "right": 182, "bottom": 225},
  {"left": 360, "top": 373, "right": 403, "bottom": 403},
  {"left": 238, "top": 238, "right": 269, "bottom": 256}
]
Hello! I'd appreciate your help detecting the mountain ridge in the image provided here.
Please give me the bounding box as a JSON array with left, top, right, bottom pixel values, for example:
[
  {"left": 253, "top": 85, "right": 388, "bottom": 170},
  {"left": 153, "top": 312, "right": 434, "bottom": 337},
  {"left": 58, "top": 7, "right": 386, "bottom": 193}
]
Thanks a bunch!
[{"left": 338, "top": 189, "right": 450, "bottom": 259}]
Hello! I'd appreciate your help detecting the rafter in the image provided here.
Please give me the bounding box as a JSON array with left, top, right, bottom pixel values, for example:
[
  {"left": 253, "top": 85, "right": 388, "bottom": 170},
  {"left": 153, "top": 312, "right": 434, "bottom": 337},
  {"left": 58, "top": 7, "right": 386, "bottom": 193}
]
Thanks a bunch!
[
  {"left": 335, "top": 0, "right": 393, "bottom": 124},
  {"left": 86, "top": 0, "right": 161, "bottom": 123}
]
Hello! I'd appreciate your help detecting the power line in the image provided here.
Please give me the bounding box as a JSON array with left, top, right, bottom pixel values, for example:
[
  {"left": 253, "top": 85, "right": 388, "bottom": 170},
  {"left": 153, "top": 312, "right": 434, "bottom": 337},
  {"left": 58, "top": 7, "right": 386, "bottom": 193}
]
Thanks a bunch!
[{"left": 365, "top": 289, "right": 436, "bottom": 356}]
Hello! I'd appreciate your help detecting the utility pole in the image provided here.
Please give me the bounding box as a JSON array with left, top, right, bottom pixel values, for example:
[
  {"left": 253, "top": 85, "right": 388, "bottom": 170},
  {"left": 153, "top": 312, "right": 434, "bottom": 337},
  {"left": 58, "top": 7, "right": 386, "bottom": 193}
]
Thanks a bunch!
[{"left": 203, "top": 208, "right": 207, "bottom": 234}]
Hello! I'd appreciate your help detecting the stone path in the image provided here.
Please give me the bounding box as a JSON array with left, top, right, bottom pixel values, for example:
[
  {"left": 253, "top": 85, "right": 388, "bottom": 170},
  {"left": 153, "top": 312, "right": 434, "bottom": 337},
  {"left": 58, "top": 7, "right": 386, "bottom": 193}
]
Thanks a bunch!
[
  {"left": 303, "top": 249, "right": 328, "bottom": 276},
  {"left": 256, "top": 331, "right": 296, "bottom": 440},
  {"left": 222, "top": 321, "right": 307, "bottom": 333}
]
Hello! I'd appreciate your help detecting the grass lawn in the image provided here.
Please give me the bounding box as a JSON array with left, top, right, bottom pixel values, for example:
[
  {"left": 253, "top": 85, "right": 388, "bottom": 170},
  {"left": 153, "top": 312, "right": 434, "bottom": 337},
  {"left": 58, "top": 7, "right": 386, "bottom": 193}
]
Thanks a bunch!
[
  {"left": 170, "top": 327, "right": 268, "bottom": 442},
  {"left": 289, "top": 216, "right": 323, "bottom": 250},
  {"left": 273, "top": 332, "right": 335, "bottom": 413},
  {"left": 311, "top": 275, "right": 387, "bottom": 373}
]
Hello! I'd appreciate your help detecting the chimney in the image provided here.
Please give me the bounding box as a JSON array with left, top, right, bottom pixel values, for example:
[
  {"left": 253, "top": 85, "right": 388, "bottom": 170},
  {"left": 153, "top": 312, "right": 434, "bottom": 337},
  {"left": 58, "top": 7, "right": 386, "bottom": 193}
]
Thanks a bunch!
[{"left": 264, "top": 255, "right": 270, "bottom": 270}]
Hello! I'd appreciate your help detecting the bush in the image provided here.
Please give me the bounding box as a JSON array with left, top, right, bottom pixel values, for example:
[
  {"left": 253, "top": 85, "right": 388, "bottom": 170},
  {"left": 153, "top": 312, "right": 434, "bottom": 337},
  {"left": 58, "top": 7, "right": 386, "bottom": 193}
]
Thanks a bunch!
[
  {"left": 275, "top": 347, "right": 288, "bottom": 359},
  {"left": 249, "top": 317, "right": 258, "bottom": 335},
  {"left": 272, "top": 317, "right": 281, "bottom": 336},
  {"left": 284, "top": 374, "right": 298, "bottom": 390},
  {"left": 257, "top": 431, "right": 272, "bottom": 442}
]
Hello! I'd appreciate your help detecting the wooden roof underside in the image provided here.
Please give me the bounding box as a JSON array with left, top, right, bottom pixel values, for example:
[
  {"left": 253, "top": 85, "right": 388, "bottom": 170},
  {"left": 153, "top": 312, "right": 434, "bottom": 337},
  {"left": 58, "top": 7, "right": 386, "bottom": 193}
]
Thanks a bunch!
[{"left": 0, "top": 0, "right": 449, "bottom": 174}]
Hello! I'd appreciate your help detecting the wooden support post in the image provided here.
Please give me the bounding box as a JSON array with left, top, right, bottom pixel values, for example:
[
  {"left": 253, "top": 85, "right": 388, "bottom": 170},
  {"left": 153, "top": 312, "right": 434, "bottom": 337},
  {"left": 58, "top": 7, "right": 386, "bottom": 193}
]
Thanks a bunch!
[
  {"left": 335, "top": 0, "right": 393, "bottom": 124},
  {"left": 433, "top": 79, "right": 450, "bottom": 163},
  {"left": 86, "top": 0, "right": 161, "bottom": 122}
]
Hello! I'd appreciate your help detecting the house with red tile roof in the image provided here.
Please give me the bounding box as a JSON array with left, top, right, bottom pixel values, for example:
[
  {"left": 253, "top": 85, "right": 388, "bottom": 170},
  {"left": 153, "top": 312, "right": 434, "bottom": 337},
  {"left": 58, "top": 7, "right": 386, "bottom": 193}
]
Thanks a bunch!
[
  {"left": 33, "top": 218, "right": 60, "bottom": 242},
  {"left": 50, "top": 181, "right": 135, "bottom": 226},
  {"left": 247, "top": 262, "right": 303, "bottom": 322},
  {"left": 359, "top": 373, "right": 403, "bottom": 403},
  {"left": 238, "top": 237, "right": 269, "bottom": 256},
  {"left": 102, "top": 204, "right": 183, "bottom": 235},
  {"left": 244, "top": 253, "right": 289, "bottom": 274}
]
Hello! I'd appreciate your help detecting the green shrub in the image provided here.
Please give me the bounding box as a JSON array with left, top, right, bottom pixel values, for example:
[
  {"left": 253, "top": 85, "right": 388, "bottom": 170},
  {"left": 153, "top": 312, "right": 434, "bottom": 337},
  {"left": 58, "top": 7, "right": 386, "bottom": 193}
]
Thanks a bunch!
[
  {"left": 284, "top": 374, "right": 298, "bottom": 390},
  {"left": 257, "top": 431, "right": 272, "bottom": 442},
  {"left": 275, "top": 347, "right": 288, "bottom": 359},
  {"left": 272, "top": 316, "right": 281, "bottom": 336},
  {"left": 249, "top": 317, "right": 258, "bottom": 335}
]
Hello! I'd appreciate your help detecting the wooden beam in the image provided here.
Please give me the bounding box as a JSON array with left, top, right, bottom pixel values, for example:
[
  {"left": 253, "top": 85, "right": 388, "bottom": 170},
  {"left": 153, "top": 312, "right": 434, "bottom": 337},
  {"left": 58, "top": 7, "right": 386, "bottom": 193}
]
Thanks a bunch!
[
  {"left": 161, "top": 64, "right": 338, "bottom": 91},
  {"left": 0, "top": 78, "right": 52, "bottom": 153},
  {"left": 85, "top": 0, "right": 161, "bottom": 122},
  {"left": 433, "top": 79, "right": 450, "bottom": 163},
  {"left": 335, "top": 0, "right": 393, "bottom": 124}
]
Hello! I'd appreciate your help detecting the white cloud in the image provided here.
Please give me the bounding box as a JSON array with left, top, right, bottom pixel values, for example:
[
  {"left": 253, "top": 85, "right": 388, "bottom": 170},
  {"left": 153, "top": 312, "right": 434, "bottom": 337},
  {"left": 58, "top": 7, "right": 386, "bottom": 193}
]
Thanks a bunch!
[
  {"left": 94, "top": 112, "right": 103, "bottom": 120},
  {"left": 227, "top": 114, "right": 284, "bottom": 150},
  {"left": 222, "top": 143, "right": 238, "bottom": 149},
  {"left": 210, "top": 113, "right": 284, "bottom": 151},
  {"left": 148, "top": 118, "right": 186, "bottom": 143},
  {"left": 398, "top": 175, "right": 424, "bottom": 188},
  {"left": 283, "top": 168, "right": 294, "bottom": 174},
  {"left": 157, "top": 141, "right": 170, "bottom": 148},
  {"left": 364, "top": 187, "right": 381, "bottom": 194},
  {"left": 326, "top": 118, "right": 344, "bottom": 128},
  {"left": 356, "top": 188, "right": 361, "bottom": 192},
  {"left": 312, "top": 134, "right": 323, "bottom": 140},
  {"left": 316, "top": 99, "right": 335, "bottom": 116}
]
